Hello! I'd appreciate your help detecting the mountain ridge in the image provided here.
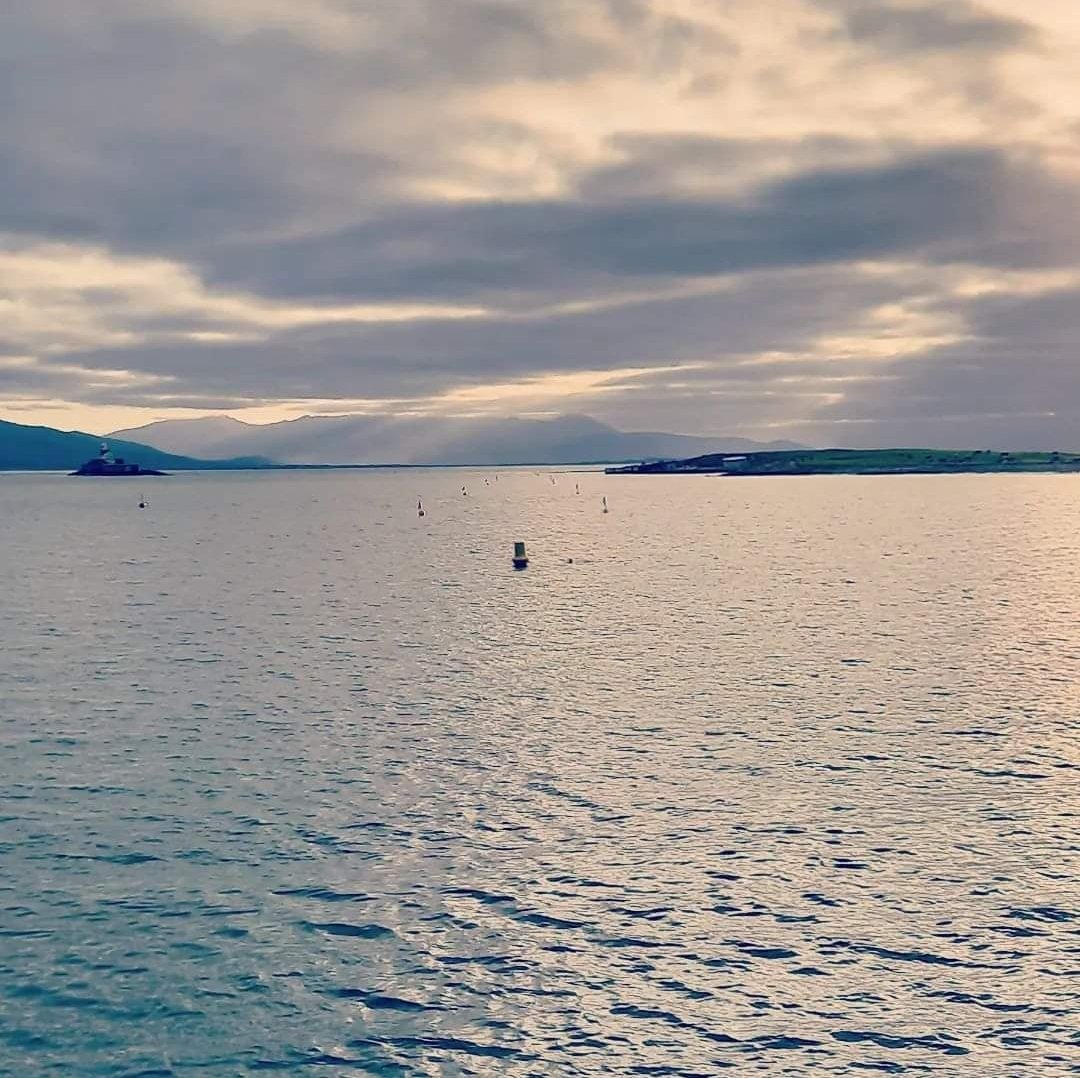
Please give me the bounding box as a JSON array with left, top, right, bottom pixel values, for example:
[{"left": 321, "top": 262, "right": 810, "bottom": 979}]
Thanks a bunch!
[
  {"left": 109, "top": 413, "right": 806, "bottom": 466},
  {"left": 0, "top": 419, "right": 271, "bottom": 472}
]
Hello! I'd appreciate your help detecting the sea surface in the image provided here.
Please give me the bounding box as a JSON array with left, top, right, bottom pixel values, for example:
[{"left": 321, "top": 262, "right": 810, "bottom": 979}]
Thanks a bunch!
[{"left": 0, "top": 469, "right": 1077, "bottom": 1076}]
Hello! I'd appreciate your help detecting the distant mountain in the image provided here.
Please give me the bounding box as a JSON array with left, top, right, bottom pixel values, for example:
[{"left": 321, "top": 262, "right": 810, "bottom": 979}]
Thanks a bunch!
[
  {"left": 0, "top": 419, "right": 271, "bottom": 471},
  {"left": 109, "top": 413, "right": 806, "bottom": 466}
]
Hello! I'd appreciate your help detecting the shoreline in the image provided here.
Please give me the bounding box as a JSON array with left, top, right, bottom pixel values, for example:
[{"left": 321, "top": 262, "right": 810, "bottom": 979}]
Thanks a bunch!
[{"left": 606, "top": 447, "right": 1080, "bottom": 477}]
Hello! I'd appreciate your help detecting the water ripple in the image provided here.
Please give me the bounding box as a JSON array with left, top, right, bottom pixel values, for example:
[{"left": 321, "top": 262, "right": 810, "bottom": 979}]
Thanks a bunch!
[{"left": 2, "top": 470, "right": 1078, "bottom": 1075}]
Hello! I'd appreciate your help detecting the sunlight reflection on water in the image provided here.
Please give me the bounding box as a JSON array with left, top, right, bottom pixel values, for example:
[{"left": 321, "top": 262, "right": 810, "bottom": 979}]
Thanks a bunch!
[{"left": 1, "top": 469, "right": 1077, "bottom": 1075}]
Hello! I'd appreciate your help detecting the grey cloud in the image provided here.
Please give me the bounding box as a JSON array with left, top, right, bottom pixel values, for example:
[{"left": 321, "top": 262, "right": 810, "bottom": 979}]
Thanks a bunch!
[
  {"left": 200, "top": 147, "right": 1073, "bottom": 304},
  {"left": 575, "top": 133, "right": 881, "bottom": 201},
  {"left": 0, "top": 9, "right": 408, "bottom": 250},
  {"left": 0, "top": 1, "right": 741, "bottom": 256},
  {"left": 796, "top": 286, "right": 1080, "bottom": 449},
  {"left": 573, "top": 356, "right": 900, "bottom": 437},
  {"left": 826, "top": 0, "right": 1036, "bottom": 55},
  {"left": 0, "top": 1, "right": 623, "bottom": 252},
  {"left": 0, "top": 366, "right": 71, "bottom": 395},
  {"left": 3, "top": 2, "right": 1059, "bottom": 289},
  {"left": 313, "top": 1, "right": 624, "bottom": 89},
  {"left": 28, "top": 267, "right": 911, "bottom": 418},
  {"left": 3, "top": 0, "right": 1079, "bottom": 450}
]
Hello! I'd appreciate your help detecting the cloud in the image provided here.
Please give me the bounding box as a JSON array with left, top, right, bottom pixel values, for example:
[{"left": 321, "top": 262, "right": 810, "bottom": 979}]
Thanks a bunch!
[
  {"left": 195, "top": 145, "right": 1076, "bottom": 306},
  {"left": 3, "top": 0, "right": 1080, "bottom": 445},
  {"left": 797, "top": 281, "right": 1080, "bottom": 448},
  {"left": 10, "top": 261, "right": 960, "bottom": 436},
  {"left": 829, "top": 0, "right": 1037, "bottom": 56}
]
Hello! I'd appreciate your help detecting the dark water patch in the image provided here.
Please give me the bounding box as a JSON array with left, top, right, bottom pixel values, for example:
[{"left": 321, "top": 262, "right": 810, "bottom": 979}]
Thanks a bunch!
[
  {"left": 694, "top": 953, "right": 753, "bottom": 971},
  {"left": 6, "top": 983, "right": 195, "bottom": 1023},
  {"left": 980, "top": 921, "right": 1047, "bottom": 938},
  {"left": 975, "top": 769, "right": 1049, "bottom": 780},
  {"left": 510, "top": 909, "right": 586, "bottom": 930},
  {"left": 170, "top": 940, "right": 219, "bottom": 959},
  {"left": 548, "top": 874, "right": 623, "bottom": 889},
  {"left": 274, "top": 887, "right": 375, "bottom": 903},
  {"left": 728, "top": 940, "right": 799, "bottom": 960},
  {"left": 745, "top": 1035, "right": 822, "bottom": 1050},
  {"left": 826, "top": 941, "right": 996, "bottom": 968},
  {"left": 201, "top": 904, "right": 260, "bottom": 918},
  {"left": 248, "top": 1049, "right": 369, "bottom": 1070},
  {"left": 712, "top": 903, "right": 762, "bottom": 917},
  {"left": 442, "top": 887, "right": 514, "bottom": 905},
  {"left": 610, "top": 1003, "right": 694, "bottom": 1028},
  {"left": 629, "top": 1067, "right": 727, "bottom": 1077},
  {"left": 832, "top": 1030, "right": 969, "bottom": 1055},
  {"left": 353, "top": 1035, "right": 527, "bottom": 1060},
  {"left": 1007, "top": 906, "right": 1074, "bottom": 922},
  {"left": 301, "top": 921, "right": 395, "bottom": 939},
  {"left": 699, "top": 1030, "right": 740, "bottom": 1045},
  {"left": 0, "top": 1027, "right": 51, "bottom": 1050},
  {"left": 503, "top": 983, "right": 577, "bottom": 999},
  {"left": 654, "top": 977, "right": 713, "bottom": 1000},
  {"left": 925, "top": 990, "right": 1030, "bottom": 1012},
  {"left": 611, "top": 905, "right": 672, "bottom": 920},
  {"left": 591, "top": 934, "right": 674, "bottom": 949},
  {"left": 331, "top": 989, "right": 437, "bottom": 1011},
  {"left": 49, "top": 850, "right": 162, "bottom": 865}
]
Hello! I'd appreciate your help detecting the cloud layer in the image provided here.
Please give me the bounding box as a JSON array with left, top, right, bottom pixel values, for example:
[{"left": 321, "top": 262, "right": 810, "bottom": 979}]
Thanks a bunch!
[{"left": 4, "top": 0, "right": 1080, "bottom": 446}]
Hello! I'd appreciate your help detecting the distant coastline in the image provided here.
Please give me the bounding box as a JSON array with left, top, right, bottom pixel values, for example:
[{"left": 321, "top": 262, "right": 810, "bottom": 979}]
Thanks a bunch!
[{"left": 606, "top": 448, "right": 1080, "bottom": 476}]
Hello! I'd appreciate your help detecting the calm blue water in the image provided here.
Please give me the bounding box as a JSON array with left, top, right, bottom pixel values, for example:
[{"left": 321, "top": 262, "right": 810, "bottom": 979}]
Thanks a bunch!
[{"left": 1, "top": 469, "right": 1077, "bottom": 1076}]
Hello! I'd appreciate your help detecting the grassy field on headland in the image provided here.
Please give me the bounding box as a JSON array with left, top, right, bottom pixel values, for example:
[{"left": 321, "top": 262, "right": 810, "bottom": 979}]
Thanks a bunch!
[{"left": 607, "top": 448, "right": 1080, "bottom": 476}]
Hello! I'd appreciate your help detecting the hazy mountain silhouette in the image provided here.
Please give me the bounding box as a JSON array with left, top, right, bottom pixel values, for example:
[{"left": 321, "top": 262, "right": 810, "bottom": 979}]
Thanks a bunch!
[
  {"left": 0, "top": 419, "right": 270, "bottom": 471},
  {"left": 110, "top": 413, "right": 805, "bottom": 465}
]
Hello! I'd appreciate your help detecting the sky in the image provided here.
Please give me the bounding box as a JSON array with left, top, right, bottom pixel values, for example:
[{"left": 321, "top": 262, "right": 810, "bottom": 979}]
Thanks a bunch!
[{"left": 3, "top": 0, "right": 1080, "bottom": 447}]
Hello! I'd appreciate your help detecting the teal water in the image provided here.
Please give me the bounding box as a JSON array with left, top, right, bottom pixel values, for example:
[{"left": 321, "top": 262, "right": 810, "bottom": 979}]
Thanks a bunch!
[{"left": 1, "top": 470, "right": 1077, "bottom": 1075}]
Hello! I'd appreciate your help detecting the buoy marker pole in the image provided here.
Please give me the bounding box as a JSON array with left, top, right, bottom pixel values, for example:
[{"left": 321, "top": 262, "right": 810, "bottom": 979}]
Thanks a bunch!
[{"left": 512, "top": 540, "right": 528, "bottom": 570}]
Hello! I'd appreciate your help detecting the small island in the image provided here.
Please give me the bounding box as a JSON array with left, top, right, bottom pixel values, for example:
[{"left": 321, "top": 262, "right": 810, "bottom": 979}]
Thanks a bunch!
[
  {"left": 71, "top": 442, "right": 168, "bottom": 477},
  {"left": 606, "top": 447, "right": 1080, "bottom": 476}
]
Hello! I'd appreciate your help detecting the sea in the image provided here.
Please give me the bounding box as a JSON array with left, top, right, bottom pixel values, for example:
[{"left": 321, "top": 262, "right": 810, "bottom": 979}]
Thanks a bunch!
[{"left": 0, "top": 469, "right": 1076, "bottom": 1076}]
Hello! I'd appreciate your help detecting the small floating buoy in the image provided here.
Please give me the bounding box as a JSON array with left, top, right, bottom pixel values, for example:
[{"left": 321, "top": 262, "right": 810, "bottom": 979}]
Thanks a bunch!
[
  {"left": 417, "top": 497, "right": 425, "bottom": 518},
  {"left": 602, "top": 496, "right": 609, "bottom": 514},
  {"left": 512, "top": 540, "right": 528, "bottom": 570}
]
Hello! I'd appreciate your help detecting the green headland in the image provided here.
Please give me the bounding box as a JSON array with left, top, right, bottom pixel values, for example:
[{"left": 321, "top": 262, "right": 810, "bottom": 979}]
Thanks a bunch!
[{"left": 606, "top": 448, "right": 1080, "bottom": 476}]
